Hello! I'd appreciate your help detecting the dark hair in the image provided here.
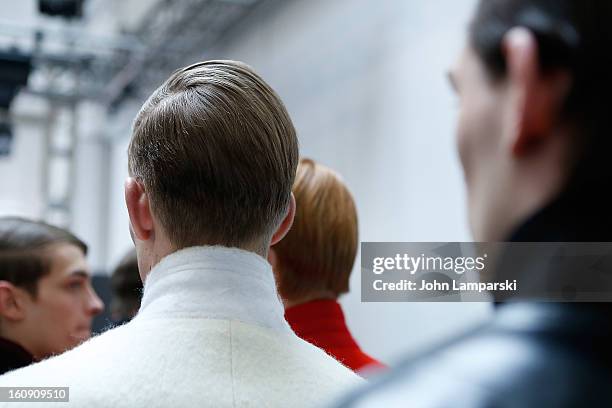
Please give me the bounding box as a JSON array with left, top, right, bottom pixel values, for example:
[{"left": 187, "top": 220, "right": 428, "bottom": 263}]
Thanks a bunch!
[
  {"left": 128, "top": 60, "right": 299, "bottom": 250},
  {"left": 470, "top": 0, "right": 612, "bottom": 186},
  {"left": 0, "top": 217, "right": 87, "bottom": 296},
  {"left": 110, "top": 249, "right": 142, "bottom": 320}
]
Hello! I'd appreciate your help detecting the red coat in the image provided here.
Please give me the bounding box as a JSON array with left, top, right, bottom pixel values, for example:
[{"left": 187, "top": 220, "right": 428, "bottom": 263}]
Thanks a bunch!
[{"left": 284, "top": 299, "right": 386, "bottom": 374}]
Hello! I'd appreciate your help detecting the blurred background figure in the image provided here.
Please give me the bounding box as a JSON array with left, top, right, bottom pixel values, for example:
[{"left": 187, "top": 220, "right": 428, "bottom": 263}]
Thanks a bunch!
[
  {"left": 271, "top": 158, "right": 385, "bottom": 374},
  {"left": 0, "top": 216, "right": 104, "bottom": 374},
  {"left": 334, "top": 0, "right": 612, "bottom": 406},
  {"left": 109, "top": 248, "right": 141, "bottom": 325}
]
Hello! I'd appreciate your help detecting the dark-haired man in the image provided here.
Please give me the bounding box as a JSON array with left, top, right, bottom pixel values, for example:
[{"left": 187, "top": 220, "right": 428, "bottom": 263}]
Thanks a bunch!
[
  {"left": 0, "top": 217, "right": 104, "bottom": 374},
  {"left": 335, "top": 0, "right": 612, "bottom": 406}
]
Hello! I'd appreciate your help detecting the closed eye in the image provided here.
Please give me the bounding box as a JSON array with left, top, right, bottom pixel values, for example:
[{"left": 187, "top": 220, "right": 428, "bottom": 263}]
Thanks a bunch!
[{"left": 67, "top": 280, "right": 85, "bottom": 290}]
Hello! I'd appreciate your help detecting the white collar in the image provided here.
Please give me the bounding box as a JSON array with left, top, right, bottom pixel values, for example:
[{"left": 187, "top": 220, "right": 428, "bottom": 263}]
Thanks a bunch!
[{"left": 136, "top": 246, "right": 291, "bottom": 333}]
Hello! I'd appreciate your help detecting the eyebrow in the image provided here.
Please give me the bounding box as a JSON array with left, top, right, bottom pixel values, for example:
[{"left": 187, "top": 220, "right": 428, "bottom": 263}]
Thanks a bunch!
[
  {"left": 447, "top": 71, "right": 459, "bottom": 93},
  {"left": 68, "top": 270, "right": 90, "bottom": 279}
]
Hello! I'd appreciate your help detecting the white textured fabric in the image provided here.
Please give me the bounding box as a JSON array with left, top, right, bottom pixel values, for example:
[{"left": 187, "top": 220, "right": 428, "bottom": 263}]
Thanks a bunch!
[
  {"left": 138, "top": 246, "right": 291, "bottom": 332},
  {"left": 0, "top": 246, "right": 363, "bottom": 407}
]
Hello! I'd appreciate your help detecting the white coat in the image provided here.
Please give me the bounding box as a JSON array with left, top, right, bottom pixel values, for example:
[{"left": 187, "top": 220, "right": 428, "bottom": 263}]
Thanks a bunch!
[{"left": 0, "top": 246, "right": 363, "bottom": 407}]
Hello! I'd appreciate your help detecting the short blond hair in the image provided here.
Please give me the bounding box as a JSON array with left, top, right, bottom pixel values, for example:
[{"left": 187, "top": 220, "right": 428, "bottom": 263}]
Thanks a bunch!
[
  {"left": 274, "top": 158, "right": 358, "bottom": 299},
  {"left": 128, "top": 60, "right": 299, "bottom": 249}
]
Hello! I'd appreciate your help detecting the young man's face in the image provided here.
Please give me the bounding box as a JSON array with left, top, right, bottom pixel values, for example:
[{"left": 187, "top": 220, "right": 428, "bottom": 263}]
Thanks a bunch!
[
  {"left": 19, "top": 243, "right": 104, "bottom": 360},
  {"left": 449, "top": 45, "right": 509, "bottom": 240}
]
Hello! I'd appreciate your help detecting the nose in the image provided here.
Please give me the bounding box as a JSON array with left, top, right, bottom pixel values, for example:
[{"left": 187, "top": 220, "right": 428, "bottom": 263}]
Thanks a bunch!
[{"left": 87, "top": 286, "right": 105, "bottom": 316}]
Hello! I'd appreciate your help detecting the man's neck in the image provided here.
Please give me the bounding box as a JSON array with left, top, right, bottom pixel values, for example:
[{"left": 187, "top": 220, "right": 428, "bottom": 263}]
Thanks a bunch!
[
  {"left": 139, "top": 239, "right": 268, "bottom": 283},
  {"left": 136, "top": 246, "right": 290, "bottom": 332}
]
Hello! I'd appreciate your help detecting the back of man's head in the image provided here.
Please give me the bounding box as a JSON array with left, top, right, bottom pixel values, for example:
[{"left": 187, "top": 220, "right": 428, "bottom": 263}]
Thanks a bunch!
[
  {"left": 272, "top": 158, "right": 358, "bottom": 302},
  {"left": 128, "top": 60, "right": 299, "bottom": 251}
]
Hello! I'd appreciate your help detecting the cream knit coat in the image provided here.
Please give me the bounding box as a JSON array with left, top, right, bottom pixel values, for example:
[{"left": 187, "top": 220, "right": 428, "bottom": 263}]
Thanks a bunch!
[{"left": 0, "top": 246, "right": 363, "bottom": 407}]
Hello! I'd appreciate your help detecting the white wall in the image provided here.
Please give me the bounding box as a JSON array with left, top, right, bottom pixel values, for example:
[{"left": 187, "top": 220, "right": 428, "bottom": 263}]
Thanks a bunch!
[
  {"left": 0, "top": 0, "right": 151, "bottom": 271},
  {"left": 0, "top": 96, "right": 47, "bottom": 218},
  {"left": 0, "top": 94, "right": 114, "bottom": 271},
  {"left": 106, "top": 102, "right": 140, "bottom": 270}
]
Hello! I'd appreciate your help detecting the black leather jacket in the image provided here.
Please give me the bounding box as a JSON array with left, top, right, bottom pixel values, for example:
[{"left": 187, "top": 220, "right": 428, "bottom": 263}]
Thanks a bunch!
[
  {"left": 335, "top": 302, "right": 612, "bottom": 407},
  {"left": 0, "top": 337, "right": 33, "bottom": 376}
]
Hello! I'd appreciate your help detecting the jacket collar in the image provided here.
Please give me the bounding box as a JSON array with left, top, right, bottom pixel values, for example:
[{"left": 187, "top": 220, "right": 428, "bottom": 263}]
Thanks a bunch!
[
  {"left": 492, "top": 184, "right": 612, "bottom": 303},
  {"left": 136, "top": 246, "right": 291, "bottom": 333},
  {"left": 508, "top": 180, "right": 612, "bottom": 243},
  {"left": 0, "top": 337, "right": 34, "bottom": 375}
]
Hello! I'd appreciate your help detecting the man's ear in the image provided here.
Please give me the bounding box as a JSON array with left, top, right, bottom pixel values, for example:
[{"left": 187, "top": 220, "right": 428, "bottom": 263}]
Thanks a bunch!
[
  {"left": 125, "top": 177, "right": 154, "bottom": 241},
  {"left": 503, "top": 27, "right": 571, "bottom": 156},
  {"left": 0, "top": 281, "right": 26, "bottom": 322},
  {"left": 270, "top": 193, "right": 296, "bottom": 246}
]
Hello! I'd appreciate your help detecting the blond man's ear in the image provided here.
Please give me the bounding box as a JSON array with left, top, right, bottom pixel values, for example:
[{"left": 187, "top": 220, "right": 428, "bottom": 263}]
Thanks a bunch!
[
  {"left": 125, "top": 177, "right": 154, "bottom": 242},
  {"left": 270, "top": 193, "right": 296, "bottom": 247}
]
